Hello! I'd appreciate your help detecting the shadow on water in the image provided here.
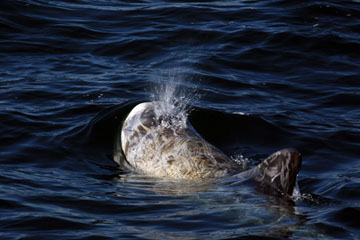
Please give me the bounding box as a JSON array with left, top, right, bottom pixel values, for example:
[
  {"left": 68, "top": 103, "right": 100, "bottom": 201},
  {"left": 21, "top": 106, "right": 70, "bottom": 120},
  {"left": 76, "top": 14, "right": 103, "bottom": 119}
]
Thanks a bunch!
[{"left": 188, "top": 106, "right": 295, "bottom": 158}]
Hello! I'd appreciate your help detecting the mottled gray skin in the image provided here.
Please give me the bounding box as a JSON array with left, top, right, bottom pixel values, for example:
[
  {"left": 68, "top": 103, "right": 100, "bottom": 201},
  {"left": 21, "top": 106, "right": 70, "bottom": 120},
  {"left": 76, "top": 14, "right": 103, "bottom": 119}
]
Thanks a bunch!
[{"left": 116, "top": 102, "right": 302, "bottom": 195}]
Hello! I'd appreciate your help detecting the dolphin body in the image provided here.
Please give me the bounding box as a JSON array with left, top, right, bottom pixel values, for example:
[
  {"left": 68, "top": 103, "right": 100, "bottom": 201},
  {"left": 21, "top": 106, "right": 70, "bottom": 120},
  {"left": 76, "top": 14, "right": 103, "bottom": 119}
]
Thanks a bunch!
[{"left": 115, "top": 102, "right": 302, "bottom": 196}]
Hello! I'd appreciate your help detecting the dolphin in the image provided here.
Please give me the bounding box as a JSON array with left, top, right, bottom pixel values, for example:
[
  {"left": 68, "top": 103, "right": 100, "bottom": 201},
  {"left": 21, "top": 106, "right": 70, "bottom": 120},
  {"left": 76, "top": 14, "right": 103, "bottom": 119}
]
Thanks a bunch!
[{"left": 115, "top": 102, "right": 302, "bottom": 196}]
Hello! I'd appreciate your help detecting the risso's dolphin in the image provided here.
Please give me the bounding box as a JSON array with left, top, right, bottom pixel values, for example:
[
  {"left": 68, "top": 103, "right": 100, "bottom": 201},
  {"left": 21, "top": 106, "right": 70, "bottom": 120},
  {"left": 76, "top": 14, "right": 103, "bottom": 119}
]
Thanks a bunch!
[{"left": 115, "top": 102, "right": 302, "bottom": 196}]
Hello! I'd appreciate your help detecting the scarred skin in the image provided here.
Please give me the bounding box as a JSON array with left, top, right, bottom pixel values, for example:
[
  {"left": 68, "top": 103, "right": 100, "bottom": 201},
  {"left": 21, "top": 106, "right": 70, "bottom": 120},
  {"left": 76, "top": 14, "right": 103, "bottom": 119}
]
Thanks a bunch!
[
  {"left": 116, "top": 102, "right": 302, "bottom": 195},
  {"left": 120, "top": 102, "right": 240, "bottom": 181}
]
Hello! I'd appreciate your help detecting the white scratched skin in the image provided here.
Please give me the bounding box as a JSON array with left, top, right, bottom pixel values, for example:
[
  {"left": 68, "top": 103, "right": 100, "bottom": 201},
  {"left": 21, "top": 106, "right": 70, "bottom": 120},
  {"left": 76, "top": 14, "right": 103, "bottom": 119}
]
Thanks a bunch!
[{"left": 121, "top": 102, "right": 240, "bottom": 182}]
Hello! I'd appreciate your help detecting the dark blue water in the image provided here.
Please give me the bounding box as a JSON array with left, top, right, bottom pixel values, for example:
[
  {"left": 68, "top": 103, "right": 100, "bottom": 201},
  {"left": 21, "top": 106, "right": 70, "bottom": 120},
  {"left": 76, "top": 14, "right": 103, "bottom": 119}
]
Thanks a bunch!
[{"left": 1, "top": 0, "right": 360, "bottom": 239}]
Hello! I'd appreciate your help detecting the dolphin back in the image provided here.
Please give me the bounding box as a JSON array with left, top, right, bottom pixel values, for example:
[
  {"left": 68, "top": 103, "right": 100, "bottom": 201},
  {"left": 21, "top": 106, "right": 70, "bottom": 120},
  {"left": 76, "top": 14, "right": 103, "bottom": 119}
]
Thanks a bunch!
[{"left": 117, "top": 102, "right": 302, "bottom": 196}]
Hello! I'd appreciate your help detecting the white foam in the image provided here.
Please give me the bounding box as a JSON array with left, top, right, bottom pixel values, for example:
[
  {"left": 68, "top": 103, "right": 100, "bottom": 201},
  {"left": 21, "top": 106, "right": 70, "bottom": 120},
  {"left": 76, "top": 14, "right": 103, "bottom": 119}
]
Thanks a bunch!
[{"left": 292, "top": 178, "right": 302, "bottom": 200}]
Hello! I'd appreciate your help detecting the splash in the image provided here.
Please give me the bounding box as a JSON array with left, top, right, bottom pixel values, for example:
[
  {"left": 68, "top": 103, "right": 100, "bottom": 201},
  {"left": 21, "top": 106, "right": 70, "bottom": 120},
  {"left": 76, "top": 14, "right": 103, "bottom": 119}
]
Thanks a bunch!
[
  {"left": 149, "top": 68, "right": 200, "bottom": 129},
  {"left": 291, "top": 179, "right": 302, "bottom": 201},
  {"left": 231, "top": 154, "right": 251, "bottom": 170}
]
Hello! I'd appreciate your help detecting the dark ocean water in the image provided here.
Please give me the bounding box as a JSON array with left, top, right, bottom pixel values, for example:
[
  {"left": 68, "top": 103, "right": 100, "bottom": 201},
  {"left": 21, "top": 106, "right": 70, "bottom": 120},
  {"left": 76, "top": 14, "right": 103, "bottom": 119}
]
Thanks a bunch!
[{"left": 1, "top": 0, "right": 360, "bottom": 239}]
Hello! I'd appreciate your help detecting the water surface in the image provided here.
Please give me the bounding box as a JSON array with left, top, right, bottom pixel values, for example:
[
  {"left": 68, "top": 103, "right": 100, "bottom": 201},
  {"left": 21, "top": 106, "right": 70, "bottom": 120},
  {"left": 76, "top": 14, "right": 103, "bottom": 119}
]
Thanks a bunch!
[{"left": 1, "top": 0, "right": 360, "bottom": 239}]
